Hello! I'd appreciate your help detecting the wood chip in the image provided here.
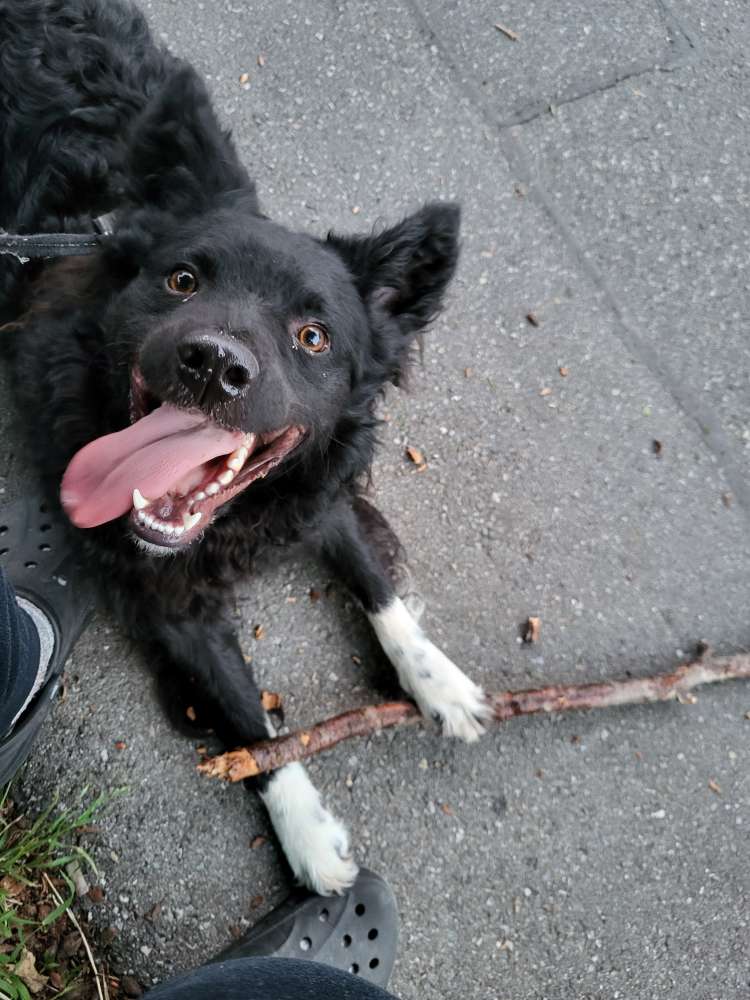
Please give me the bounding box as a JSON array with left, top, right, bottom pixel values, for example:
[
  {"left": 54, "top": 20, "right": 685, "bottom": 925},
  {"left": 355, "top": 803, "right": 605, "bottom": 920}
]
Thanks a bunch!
[
  {"left": 243, "top": 652, "right": 253, "bottom": 664},
  {"left": 309, "top": 588, "right": 322, "bottom": 602},
  {"left": 405, "top": 445, "right": 427, "bottom": 471},
  {"left": 351, "top": 654, "right": 362, "bottom": 665},
  {"left": 254, "top": 624, "right": 266, "bottom": 640},
  {"left": 261, "top": 690, "right": 283, "bottom": 712},
  {"left": 559, "top": 366, "right": 569, "bottom": 377},
  {"left": 440, "top": 802, "right": 454, "bottom": 816},
  {"left": 652, "top": 439, "right": 663, "bottom": 456},
  {"left": 257, "top": 53, "right": 266, "bottom": 67},
  {"left": 186, "top": 706, "right": 197, "bottom": 722},
  {"left": 251, "top": 895, "right": 264, "bottom": 909},
  {"left": 464, "top": 367, "right": 473, "bottom": 378},
  {"left": 87, "top": 885, "right": 105, "bottom": 904},
  {"left": 524, "top": 616, "right": 541, "bottom": 643},
  {"left": 708, "top": 779, "right": 722, "bottom": 795},
  {"left": 250, "top": 835, "right": 267, "bottom": 850},
  {"left": 539, "top": 387, "right": 553, "bottom": 397},
  {"left": 494, "top": 22, "right": 519, "bottom": 41},
  {"left": 722, "top": 493, "right": 733, "bottom": 508},
  {"left": 238, "top": 72, "right": 250, "bottom": 85},
  {"left": 525, "top": 311, "right": 540, "bottom": 327}
]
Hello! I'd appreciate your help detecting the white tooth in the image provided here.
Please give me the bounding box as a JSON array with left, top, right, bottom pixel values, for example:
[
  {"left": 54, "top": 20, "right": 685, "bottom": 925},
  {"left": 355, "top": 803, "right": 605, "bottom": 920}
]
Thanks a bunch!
[
  {"left": 206, "top": 482, "right": 220, "bottom": 496},
  {"left": 194, "top": 491, "right": 206, "bottom": 502},
  {"left": 218, "top": 470, "right": 235, "bottom": 486},
  {"left": 173, "top": 525, "right": 185, "bottom": 537},
  {"left": 137, "top": 510, "right": 147, "bottom": 523},
  {"left": 227, "top": 458, "right": 243, "bottom": 472},
  {"left": 227, "top": 445, "right": 249, "bottom": 471},
  {"left": 163, "top": 524, "right": 174, "bottom": 536},
  {"left": 183, "top": 511, "right": 202, "bottom": 531},
  {"left": 132, "top": 489, "right": 150, "bottom": 511},
  {"left": 144, "top": 514, "right": 155, "bottom": 528}
]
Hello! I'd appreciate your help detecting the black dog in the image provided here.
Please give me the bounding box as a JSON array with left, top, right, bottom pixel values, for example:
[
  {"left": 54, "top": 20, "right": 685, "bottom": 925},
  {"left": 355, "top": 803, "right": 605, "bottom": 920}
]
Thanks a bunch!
[{"left": 0, "top": 0, "right": 489, "bottom": 893}]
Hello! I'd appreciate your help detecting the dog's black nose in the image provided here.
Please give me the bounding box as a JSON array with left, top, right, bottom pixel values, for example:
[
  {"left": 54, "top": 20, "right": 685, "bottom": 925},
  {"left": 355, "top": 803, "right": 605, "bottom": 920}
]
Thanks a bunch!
[{"left": 176, "top": 333, "right": 259, "bottom": 406}]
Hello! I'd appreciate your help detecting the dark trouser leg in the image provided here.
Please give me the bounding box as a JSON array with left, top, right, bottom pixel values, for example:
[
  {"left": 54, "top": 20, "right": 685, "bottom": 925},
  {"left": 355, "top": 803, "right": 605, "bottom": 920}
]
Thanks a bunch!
[
  {"left": 146, "top": 958, "right": 399, "bottom": 1000},
  {"left": 0, "top": 567, "right": 41, "bottom": 735}
]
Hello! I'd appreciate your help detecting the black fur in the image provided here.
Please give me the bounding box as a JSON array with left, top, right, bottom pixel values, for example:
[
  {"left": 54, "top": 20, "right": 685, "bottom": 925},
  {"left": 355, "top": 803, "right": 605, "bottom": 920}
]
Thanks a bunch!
[{"left": 0, "top": 0, "right": 459, "bottom": 859}]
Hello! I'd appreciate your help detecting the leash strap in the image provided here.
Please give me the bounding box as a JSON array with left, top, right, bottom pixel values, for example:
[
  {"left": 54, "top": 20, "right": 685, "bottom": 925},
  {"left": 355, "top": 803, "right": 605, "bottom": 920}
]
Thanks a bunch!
[{"left": 0, "top": 213, "right": 117, "bottom": 263}]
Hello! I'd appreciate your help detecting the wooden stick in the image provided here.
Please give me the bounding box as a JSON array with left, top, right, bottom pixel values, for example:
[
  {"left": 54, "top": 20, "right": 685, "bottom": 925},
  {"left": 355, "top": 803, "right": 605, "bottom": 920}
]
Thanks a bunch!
[{"left": 198, "top": 652, "right": 750, "bottom": 782}]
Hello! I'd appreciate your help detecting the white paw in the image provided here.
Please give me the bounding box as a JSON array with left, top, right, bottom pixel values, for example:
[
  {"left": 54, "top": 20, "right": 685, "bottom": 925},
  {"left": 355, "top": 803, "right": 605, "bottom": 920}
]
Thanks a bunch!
[
  {"left": 369, "top": 597, "right": 492, "bottom": 743},
  {"left": 407, "top": 640, "right": 492, "bottom": 742},
  {"left": 260, "top": 763, "right": 358, "bottom": 895}
]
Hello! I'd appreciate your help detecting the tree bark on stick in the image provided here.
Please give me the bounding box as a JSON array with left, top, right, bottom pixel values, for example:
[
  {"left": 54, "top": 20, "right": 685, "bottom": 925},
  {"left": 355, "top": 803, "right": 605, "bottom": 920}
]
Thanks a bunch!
[{"left": 198, "top": 652, "right": 750, "bottom": 782}]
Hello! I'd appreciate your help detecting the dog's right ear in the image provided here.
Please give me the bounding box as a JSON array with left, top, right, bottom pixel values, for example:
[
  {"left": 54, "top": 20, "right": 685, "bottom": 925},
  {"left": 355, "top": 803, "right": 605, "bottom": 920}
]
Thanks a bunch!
[{"left": 126, "top": 65, "right": 252, "bottom": 211}]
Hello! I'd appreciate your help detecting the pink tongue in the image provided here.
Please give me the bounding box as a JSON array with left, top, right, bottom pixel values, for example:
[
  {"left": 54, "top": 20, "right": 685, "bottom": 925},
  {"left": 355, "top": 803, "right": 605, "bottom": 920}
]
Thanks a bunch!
[{"left": 61, "top": 403, "right": 245, "bottom": 528}]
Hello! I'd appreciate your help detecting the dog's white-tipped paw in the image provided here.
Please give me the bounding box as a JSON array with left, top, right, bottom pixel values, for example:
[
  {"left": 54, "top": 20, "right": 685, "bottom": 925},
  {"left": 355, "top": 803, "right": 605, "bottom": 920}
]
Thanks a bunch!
[
  {"left": 369, "top": 598, "right": 490, "bottom": 744},
  {"left": 260, "top": 763, "right": 358, "bottom": 896},
  {"left": 409, "top": 643, "right": 492, "bottom": 743}
]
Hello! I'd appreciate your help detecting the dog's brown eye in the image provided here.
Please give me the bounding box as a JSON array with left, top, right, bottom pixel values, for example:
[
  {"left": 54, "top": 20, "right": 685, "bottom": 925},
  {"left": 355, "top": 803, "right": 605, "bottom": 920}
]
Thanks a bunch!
[
  {"left": 296, "top": 323, "right": 329, "bottom": 353},
  {"left": 167, "top": 268, "right": 198, "bottom": 296}
]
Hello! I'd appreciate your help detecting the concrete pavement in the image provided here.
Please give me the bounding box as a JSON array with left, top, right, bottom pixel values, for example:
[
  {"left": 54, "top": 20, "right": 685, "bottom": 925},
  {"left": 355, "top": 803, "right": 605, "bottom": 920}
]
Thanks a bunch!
[{"left": 2, "top": 1, "right": 748, "bottom": 997}]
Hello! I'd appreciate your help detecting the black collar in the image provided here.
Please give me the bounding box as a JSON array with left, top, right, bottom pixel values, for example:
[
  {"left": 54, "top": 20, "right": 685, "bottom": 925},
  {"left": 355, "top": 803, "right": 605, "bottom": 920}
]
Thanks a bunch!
[{"left": 0, "top": 212, "right": 117, "bottom": 263}]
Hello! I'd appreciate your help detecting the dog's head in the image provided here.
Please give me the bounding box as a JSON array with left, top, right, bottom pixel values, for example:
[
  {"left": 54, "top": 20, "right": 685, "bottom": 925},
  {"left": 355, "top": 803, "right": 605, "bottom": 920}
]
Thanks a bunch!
[{"left": 56, "top": 70, "right": 460, "bottom": 554}]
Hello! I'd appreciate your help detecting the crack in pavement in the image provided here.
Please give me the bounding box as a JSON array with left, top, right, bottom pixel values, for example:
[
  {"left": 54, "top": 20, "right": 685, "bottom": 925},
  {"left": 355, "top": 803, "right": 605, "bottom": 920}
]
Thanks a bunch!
[{"left": 405, "top": 0, "right": 750, "bottom": 517}]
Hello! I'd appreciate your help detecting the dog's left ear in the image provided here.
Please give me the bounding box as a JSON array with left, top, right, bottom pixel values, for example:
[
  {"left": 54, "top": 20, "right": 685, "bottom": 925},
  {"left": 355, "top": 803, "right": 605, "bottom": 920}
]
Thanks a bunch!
[
  {"left": 126, "top": 65, "right": 252, "bottom": 211},
  {"left": 326, "top": 203, "right": 460, "bottom": 337}
]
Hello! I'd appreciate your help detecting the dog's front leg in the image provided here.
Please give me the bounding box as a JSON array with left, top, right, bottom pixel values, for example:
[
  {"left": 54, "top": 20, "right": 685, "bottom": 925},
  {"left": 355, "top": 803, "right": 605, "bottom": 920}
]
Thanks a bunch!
[
  {"left": 319, "top": 499, "right": 492, "bottom": 742},
  {"left": 151, "top": 614, "right": 358, "bottom": 895}
]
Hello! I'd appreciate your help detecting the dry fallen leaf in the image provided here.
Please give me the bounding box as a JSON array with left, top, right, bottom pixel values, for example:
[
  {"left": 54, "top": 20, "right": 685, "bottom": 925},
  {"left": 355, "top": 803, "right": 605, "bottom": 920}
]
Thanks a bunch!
[
  {"left": 440, "top": 802, "right": 454, "bottom": 816},
  {"left": 708, "top": 779, "right": 722, "bottom": 795},
  {"left": 13, "top": 950, "right": 48, "bottom": 994},
  {"left": 261, "top": 690, "right": 283, "bottom": 712},
  {"left": 300, "top": 732, "right": 311, "bottom": 747},
  {"left": 186, "top": 706, "right": 197, "bottom": 722},
  {"left": 254, "top": 624, "right": 266, "bottom": 640},
  {"left": 251, "top": 895, "right": 264, "bottom": 909},
  {"left": 250, "top": 835, "right": 268, "bottom": 850},
  {"left": 494, "top": 22, "right": 519, "bottom": 41},
  {"left": 0, "top": 875, "right": 25, "bottom": 898},
  {"left": 464, "top": 367, "right": 473, "bottom": 378},
  {"left": 559, "top": 366, "right": 569, "bottom": 377},
  {"left": 88, "top": 885, "right": 105, "bottom": 904},
  {"left": 238, "top": 72, "right": 250, "bottom": 85},
  {"left": 405, "top": 445, "right": 427, "bottom": 471},
  {"left": 309, "top": 588, "right": 322, "bottom": 602},
  {"left": 114, "top": 740, "right": 127, "bottom": 751},
  {"left": 526, "top": 311, "right": 540, "bottom": 327},
  {"left": 524, "top": 616, "right": 541, "bottom": 643},
  {"left": 539, "top": 387, "right": 553, "bottom": 397}
]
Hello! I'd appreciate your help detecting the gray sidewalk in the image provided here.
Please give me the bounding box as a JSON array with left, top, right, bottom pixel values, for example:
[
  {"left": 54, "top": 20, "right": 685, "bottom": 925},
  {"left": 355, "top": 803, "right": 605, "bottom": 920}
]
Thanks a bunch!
[{"left": 2, "top": 1, "right": 748, "bottom": 997}]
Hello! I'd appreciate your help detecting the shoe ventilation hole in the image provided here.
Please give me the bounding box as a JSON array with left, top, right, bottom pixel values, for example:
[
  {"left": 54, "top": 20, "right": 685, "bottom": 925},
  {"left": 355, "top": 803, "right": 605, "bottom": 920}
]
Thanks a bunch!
[
  {"left": 0, "top": 548, "right": 8, "bottom": 557},
  {"left": 319, "top": 908, "right": 329, "bottom": 922},
  {"left": 0, "top": 525, "right": 7, "bottom": 535},
  {"left": 355, "top": 903, "right": 366, "bottom": 916},
  {"left": 369, "top": 958, "right": 380, "bottom": 970},
  {"left": 342, "top": 934, "right": 352, "bottom": 948},
  {"left": 368, "top": 928, "right": 378, "bottom": 941},
  {"left": 40, "top": 523, "right": 52, "bottom": 532},
  {"left": 300, "top": 937, "right": 312, "bottom": 952},
  {"left": 38, "top": 543, "right": 51, "bottom": 552},
  {"left": 349, "top": 964, "right": 359, "bottom": 975},
  {"left": 24, "top": 561, "right": 37, "bottom": 569}
]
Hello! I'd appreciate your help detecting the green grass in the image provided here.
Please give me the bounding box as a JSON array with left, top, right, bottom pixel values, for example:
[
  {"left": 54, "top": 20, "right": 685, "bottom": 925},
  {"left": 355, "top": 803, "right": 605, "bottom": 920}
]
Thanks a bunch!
[{"left": 0, "top": 785, "right": 109, "bottom": 1000}]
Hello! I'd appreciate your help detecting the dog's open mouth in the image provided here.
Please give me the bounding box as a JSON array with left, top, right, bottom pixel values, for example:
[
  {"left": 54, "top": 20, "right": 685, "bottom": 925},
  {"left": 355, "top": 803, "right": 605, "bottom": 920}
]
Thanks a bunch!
[{"left": 60, "top": 377, "right": 305, "bottom": 551}]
